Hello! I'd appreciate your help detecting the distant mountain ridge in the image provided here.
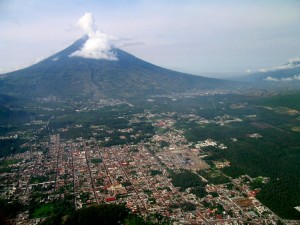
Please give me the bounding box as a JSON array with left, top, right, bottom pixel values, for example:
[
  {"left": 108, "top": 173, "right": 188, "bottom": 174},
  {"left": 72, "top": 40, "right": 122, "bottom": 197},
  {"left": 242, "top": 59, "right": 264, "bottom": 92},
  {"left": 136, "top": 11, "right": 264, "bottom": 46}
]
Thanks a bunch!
[
  {"left": 234, "top": 59, "right": 300, "bottom": 83},
  {"left": 0, "top": 37, "right": 228, "bottom": 99}
]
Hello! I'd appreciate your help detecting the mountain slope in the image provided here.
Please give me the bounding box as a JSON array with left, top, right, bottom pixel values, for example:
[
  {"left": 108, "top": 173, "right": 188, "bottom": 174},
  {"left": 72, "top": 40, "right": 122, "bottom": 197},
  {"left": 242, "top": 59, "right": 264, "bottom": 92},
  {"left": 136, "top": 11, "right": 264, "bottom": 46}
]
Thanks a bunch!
[{"left": 0, "top": 37, "right": 228, "bottom": 99}]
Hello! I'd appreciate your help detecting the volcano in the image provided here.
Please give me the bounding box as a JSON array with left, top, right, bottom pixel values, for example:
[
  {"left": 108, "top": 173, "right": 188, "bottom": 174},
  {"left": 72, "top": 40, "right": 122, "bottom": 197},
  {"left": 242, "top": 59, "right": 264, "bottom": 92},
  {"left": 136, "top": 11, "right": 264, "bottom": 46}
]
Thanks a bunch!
[{"left": 0, "top": 37, "right": 228, "bottom": 99}]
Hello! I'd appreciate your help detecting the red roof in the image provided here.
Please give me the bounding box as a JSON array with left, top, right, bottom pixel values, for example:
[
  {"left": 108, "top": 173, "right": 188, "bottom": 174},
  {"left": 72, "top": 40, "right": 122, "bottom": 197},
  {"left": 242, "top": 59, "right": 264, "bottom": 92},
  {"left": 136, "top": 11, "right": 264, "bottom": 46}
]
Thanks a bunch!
[
  {"left": 156, "top": 121, "right": 165, "bottom": 127},
  {"left": 105, "top": 197, "right": 116, "bottom": 202}
]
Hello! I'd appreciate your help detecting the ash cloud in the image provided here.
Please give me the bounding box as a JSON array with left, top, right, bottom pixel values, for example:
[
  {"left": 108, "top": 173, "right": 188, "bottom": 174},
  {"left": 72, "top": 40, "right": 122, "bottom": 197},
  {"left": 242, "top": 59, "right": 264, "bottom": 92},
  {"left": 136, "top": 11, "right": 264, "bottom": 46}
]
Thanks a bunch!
[{"left": 70, "top": 13, "right": 118, "bottom": 60}]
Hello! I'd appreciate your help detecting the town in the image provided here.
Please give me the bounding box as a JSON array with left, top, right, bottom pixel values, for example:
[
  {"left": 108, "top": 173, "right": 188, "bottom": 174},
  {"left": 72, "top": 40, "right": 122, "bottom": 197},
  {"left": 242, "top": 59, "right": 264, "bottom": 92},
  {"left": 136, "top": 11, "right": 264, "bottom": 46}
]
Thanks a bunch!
[{"left": 1, "top": 96, "right": 297, "bottom": 225}]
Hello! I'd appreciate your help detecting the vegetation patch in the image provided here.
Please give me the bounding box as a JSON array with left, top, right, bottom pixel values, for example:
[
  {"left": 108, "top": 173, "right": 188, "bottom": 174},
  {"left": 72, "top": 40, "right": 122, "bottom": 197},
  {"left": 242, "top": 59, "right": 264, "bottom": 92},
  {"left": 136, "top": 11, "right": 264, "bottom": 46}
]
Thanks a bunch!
[
  {"left": 169, "top": 169, "right": 204, "bottom": 190},
  {"left": 0, "top": 158, "right": 22, "bottom": 167},
  {"left": 180, "top": 202, "right": 196, "bottom": 212},
  {"left": 190, "top": 186, "right": 207, "bottom": 198},
  {"left": 150, "top": 169, "right": 162, "bottom": 176},
  {"left": 90, "top": 158, "right": 102, "bottom": 163},
  {"left": 30, "top": 175, "right": 48, "bottom": 184},
  {"left": 40, "top": 204, "right": 163, "bottom": 225},
  {"left": 197, "top": 169, "right": 230, "bottom": 184},
  {"left": 0, "top": 139, "right": 28, "bottom": 158},
  {"left": 250, "top": 177, "right": 265, "bottom": 189},
  {"left": 29, "top": 199, "right": 74, "bottom": 220},
  {"left": 31, "top": 202, "right": 56, "bottom": 218}
]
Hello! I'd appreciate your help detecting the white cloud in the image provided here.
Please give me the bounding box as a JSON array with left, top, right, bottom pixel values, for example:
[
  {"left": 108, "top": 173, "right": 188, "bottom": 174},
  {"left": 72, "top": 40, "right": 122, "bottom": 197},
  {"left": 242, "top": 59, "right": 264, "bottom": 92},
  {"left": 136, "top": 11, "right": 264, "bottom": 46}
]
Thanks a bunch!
[
  {"left": 116, "top": 41, "right": 145, "bottom": 48},
  {"left": 281, "top": 77, "right": 293, "bottom": 81},
  {"left": 264, "top": 74, "right": 300, "bottom": 82},
  {"left": 290, "top": 75, "right": 300, "bottom": 80},
  {"left": 288, "top": 57, "right": 300, "bottom": 64},
  {"left": 264, "top": 76, "right": 278, "bottom": 81},
  {"left": 69, "top": 13, "right": 118, "bottom": 60},
  {"left": 260, "top": 57, "right": 300, "bottom": 72}
]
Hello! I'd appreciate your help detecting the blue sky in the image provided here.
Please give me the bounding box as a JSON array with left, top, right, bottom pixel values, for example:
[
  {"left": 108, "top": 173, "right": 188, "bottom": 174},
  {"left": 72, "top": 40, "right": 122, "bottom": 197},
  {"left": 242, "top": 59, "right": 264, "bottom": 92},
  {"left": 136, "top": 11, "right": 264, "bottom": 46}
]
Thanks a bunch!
[{"left": 1, "top": 0, "right": 300, "bottom": 77}]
